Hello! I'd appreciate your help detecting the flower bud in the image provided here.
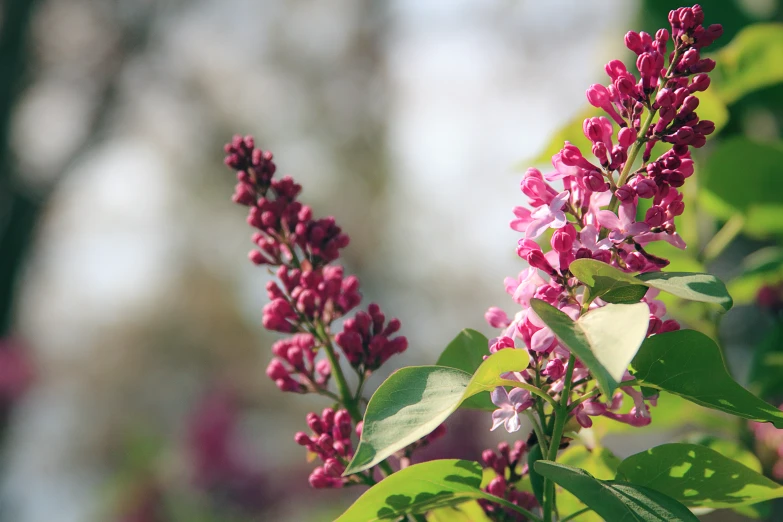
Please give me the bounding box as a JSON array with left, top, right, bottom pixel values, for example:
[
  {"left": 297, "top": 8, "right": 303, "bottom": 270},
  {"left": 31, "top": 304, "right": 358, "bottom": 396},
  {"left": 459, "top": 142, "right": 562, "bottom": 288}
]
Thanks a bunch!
[
  {"left": 635, "top": 178, "right": 657, "bottom": 199},
  {"left": 487, "top": 476, "right": 507, "bottom": 498},
  {"left": 625, "top": 31, "right": 644, "bottom": 54},
  {"left": 551, "top": 224, "right": 576, "bottom": 253}
]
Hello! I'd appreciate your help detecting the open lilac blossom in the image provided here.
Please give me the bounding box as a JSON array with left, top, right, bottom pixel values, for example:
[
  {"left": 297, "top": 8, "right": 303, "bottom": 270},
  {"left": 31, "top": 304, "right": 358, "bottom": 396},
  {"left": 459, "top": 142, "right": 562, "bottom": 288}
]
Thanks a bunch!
[{"left": 491, "top": 387, "right": 534, "bottom": 433}]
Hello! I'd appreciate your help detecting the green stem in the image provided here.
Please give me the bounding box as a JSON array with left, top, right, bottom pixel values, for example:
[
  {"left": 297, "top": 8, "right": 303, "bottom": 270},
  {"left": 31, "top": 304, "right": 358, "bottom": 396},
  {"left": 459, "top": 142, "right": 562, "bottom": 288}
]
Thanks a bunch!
[
  {"left": 504, "top": 380, "right": 559, "bottom": 409},
  {"left": 525, "top": 410, "right": 549, "bottom": 458},
  {"left": 700, "top": 213, "right": 745, "bottom": 265},
  {"left": 542, "top": 354, "right": 577, "bottom": 522},
  {"left": 567, "top": 387, "right": 600, "bottom": 413},
  {"left": 316, "top": 323, "right": 361, "bottom": 422}
]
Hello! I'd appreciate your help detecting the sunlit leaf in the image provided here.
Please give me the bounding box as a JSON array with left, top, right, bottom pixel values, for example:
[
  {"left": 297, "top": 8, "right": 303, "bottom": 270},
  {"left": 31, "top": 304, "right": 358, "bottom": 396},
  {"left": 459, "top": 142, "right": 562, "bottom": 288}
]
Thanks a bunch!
[
  {"left": 436, "top": 329, "right": 494, "bottom": 410},
  {"left": 530, "top": 299, "right": 649, "bottom": 397},
  {"left": 337, "top": 460, "right": 528, "bottom": 522},
  {"left": 618, "top": 443, "right": 783, "bottom": 509},
  {"left": 633, "top": 329, "right": 783, "bottom": 427},
  {"left": 345, "top": 350, "right": 529, "bottom": 475}
]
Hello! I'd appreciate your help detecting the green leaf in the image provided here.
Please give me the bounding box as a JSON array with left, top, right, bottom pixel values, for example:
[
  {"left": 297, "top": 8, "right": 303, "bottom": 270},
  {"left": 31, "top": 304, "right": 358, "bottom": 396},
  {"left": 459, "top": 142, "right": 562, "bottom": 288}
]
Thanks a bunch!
[
  {"left": 569, "top": 259, "right": 733, "bottom": 310},
  {"left": 569, "top": 259, "right": 648, "bottom": 304},
  {"left": 534, "top": 461, "right": 699, "bottom": 521},
  {"left": 345, "top": 349, "right": 530, "bottom": 475},
  {"left": 436, "top": 329, "right": 489, "bottom": 372},
  {"left": 617, "top": 443, "right": 783, "bottom": 509},
  {"left": 530, "top": 299, "right": 649, "bottom": 397},
  {"left": 436, "top": 329, "right": 494, "bottom": 410},
  {"left": 556, "top": 446, "right": 622, "bottom": 522},
  {"left": 633, "top": 329, "right": 783, "bottom": 428},
  {"left": 699, "top": 138, "right": 783, "bottom": 238},
  {"left": 427, "top": 501, "right": 492, "bottom": 522},
  {"left": 636, "top": 272, "right": 733, "bottom": 311},
  {"left": 527, "top": 443, "right": 545, "bottom": 506},
  {"left": 336, "top": 460, "right": 526, "bottom": 522},
  {"left": 712, "top": 23, "right": 783, "bottom": 104}
]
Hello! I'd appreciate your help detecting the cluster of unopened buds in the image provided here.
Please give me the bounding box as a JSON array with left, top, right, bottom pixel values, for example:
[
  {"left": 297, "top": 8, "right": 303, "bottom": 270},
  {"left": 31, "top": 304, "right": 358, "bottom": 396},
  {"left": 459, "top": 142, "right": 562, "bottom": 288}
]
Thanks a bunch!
[
  {"left": 487, "top": 4, "right": 720, "bottom": 434},
  {"left": 223, "top": 135, "right": 433, "bottom": 489},
  {"left": 479, "top": 441, "right": 538, "bottom": 520}
]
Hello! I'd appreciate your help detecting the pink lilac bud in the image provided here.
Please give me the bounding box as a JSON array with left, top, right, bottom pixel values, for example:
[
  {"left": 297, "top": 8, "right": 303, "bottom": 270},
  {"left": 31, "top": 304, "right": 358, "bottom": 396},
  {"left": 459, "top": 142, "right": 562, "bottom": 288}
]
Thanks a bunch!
[
  {"left": 635, "top": 178, "right": 657, "bottom": 199},
  {"left": 490, "top": 336, "right": 515, "bottom": 353},
  {"left": 625, "top": 31, "right": 644, "bottom": 54},
  {"left": 487, "top": 476, "right": 507, "bottom": 498},
  {"left": 527, "top": 250, "right": 557, "bottom": 277},
  {"left": 485, "top": 307, "right": 511, "bottom": 328},
  {"left": 543, "top": 358, "right": 565, "bottom": 381},
  {"left": 645, "top": 206, "right": 666, "bottom": 227},
  {"left": 615, "top": 185, "right": 635, "bottom": 203}
]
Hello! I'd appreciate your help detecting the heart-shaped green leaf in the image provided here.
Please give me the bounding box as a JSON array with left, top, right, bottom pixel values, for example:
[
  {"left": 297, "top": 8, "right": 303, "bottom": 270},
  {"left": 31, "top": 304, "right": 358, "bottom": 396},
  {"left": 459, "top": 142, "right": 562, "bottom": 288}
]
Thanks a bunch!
[
  {"left": 534, "top": 461, "right": 699, "bottom": 522},
  {"left": 436, "top": 329, "right": 494, "bottom": 410},
  {"left": 344, "top": 349, "right": 530, "bottom": 475},
  {"left": 617, "top": 443, "right": 783, "bottom": 509},
  {"left": 530, "top": 299, "right": 649, "bottom": 397},
  {"left": 633, "top": 329, "right": 783, "bottom": 427},
  {"left": 336, "top": 460, "right": 533, "bottom": 522}
]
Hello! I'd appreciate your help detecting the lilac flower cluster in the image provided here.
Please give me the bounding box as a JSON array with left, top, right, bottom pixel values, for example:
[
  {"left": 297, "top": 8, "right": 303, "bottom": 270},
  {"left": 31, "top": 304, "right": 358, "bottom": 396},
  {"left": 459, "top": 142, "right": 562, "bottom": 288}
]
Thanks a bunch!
[
  {"left": 486, "top": 5, "right": 722, "bottom": 434},
  {"left": 224, "top": 136, "right": 430, "bottom": 489},
  {"left": 294, "top": 408, "right": 356, "bottom": 488},
  {"left": 479, "top": 441, "right": 538, "bottom": 520}
]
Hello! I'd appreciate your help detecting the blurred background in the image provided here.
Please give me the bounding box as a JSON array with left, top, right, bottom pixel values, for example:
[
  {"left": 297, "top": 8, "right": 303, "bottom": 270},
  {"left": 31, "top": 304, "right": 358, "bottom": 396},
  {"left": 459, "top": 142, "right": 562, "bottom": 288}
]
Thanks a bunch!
[{"left": 1, "top": 0, "right": 783, "bottom": 521}]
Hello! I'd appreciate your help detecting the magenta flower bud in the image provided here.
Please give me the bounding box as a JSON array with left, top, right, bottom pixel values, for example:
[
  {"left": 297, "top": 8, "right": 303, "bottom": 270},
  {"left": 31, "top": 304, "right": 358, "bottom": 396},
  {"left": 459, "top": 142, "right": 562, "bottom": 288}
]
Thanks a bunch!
[
  {"left": 692, "top": 58, "right": 715, "bottom": 73},
  {"left": 690, "top": 134, "right": 707, "bottom": 148},
  {"left": 315, "top": 359, "right": 331, "bottom": 378},
  {"left": 575, "top": 247, "right": 593, "bottom": 260},
  {"left": 615, "top": 184, "right": 636, "bottom": 203},
  {"left": 322, "top": 408, "right": 335, "bottom": 428},
  {"left": 605, "top": 59, "right": 628, "bottom": 80},
  {"left": 636, "top": 53, "right": 657, "bottom": 78},
  {"left": 655, "top": 88, "right": 674, "bottom": 108},
  {"left": 294, "top": 431, "right": 312, "bottom": 446},
  {"left": 635, "top": 178, "right": 657, "bottom": 199},
  {"left": 543, "top": 358, "right": 565, "bottom": 381},
  {"left": 489, "top": 336, "right": 515, "bottom": 353},
  {"left": 680, "top": 95, "right": 699, "bottom": 114},
  {"left": 307, "top": 412, "right": 324, "bottom": 434},
  {"left": 551, "top": 224, "right": 577, "bottom": 253},
  {"left": 586, "top": 83, "right": 610, "bottom": 108},
  {"left": 482, "top": 449, "right": 497, "bottom": 467},
  {"left": 560, "top": 143, "right": 585, "bottom": 166},
  {"left": 276, "top": 376, "right": 301, "bottom": 392},
  {"left": 694, "top": 120, "right": 715, "bottom": 136},
  {"left": 266, "top": 359, "right": 289, "bottom": 381},
  {"left": 355, "top": 421, "right": 363, "bottom": 438},
  {"left": 527, "top": 250, "right": 557, "bottom": 276},
  {"left": 625, "top": 31, "right": 644, "bottom": 54},
  {"left": 584, "top": 170, "right": 609, "bottom": 192},
  {"left": 616, "top": 129, "right": 635, "bottom": 151},
  {"left": 681, "top": 48, "right": 700, "bottom": 67},
  {"left": 679, "top": 7, "right": 695, "bottom": 29},
  {"left": 690, "top": 73, "right": 710, "bottom": 92},
  {"left": 324, "top": 458, "right": 345, "bottom": 477},
  {"left": 485, "top": 307, "right": 510, "bottom": 328},
  {"left": 487, "top": 476, "right": 507, "bottom": 498},
  {"left": 626, "top": 252, "right": 647, "bottom": 271},
  {"left": 592, "top": 142, "right": 609, "bottom": 165},
  {"left": 287, "top": 346, "right": 306, "bottom": 371},
  {"left": 645, "top": 206, "right": 666, "bottom": 227},
  {"left": 593, "top": 250, "right": 612, "bottom": 264},
  {"left": 661, "top": 319, "right": 681, "bottom": 333}
]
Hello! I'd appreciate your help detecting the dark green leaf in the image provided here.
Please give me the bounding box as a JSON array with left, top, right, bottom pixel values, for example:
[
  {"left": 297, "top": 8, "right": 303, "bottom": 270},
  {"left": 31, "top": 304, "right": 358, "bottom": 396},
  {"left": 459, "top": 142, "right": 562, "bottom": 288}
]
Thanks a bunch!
[
  {"left": 527, "top": 443, "right": 545, "bottom": 506},
  {"left": 534, "top": 461, "right": 699, "bottom": 521},
  {"left": 530, "top": 299, "right": 649, "bottom": 397},
  {"left": 345, "top": 349, "right": 530, "bottom": 475},
  {"left": 617, "top": 443, "right": 783, "bottom": 509},
  {"left": 633, "top": 329, "right": 783, "bottom": 427},
  {"left": 436, "top": 329, "right": 494, "bottom": 410}
]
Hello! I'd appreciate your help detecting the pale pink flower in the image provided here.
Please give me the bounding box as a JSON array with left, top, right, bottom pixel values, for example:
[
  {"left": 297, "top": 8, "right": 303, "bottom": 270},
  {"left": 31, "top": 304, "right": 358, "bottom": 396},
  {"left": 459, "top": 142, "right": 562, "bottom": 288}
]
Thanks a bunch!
[{"left": 490, "top": 387, "right": 534, "bottom": 433}]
